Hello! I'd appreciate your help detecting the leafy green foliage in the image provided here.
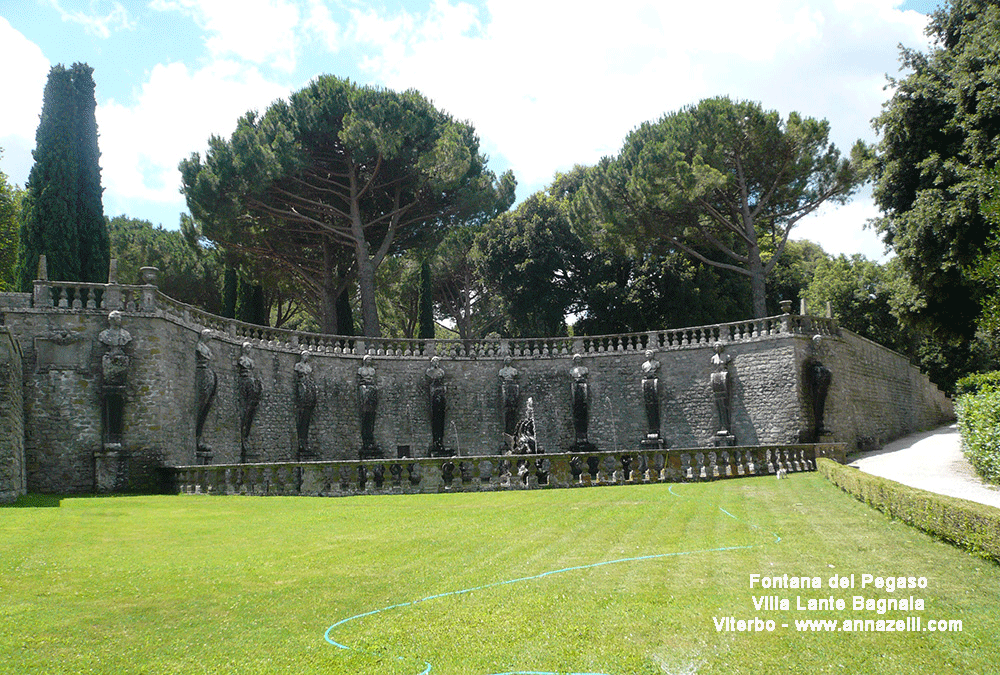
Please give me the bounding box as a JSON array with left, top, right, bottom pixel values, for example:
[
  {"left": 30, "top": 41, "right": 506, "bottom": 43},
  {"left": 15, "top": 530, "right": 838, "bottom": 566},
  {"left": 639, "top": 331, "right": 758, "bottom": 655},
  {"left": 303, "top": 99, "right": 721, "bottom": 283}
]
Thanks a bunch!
[
  {"left": 180, "top": 75, "right": 514, "bottom": 337},
  {"left": 579, "top": 97, "right": 867, "bottom": 317},
  {"left": 107, "top": 216, "right": 223, "bottom": 314},
  {"left": 476, "top": 189, "right": 584, "bottom": 337},
  {"left": 0, "top": 153, "right": 22, "bottom": 291},
  {"left": 871, "top": 0, "right": 1000, "bottom": 340},
  {"left": 803, "top": 254, "right": 906, "bottom": 347},
  {"left": 956, "top": 385, "right": 1000, "bottom": 483},
  {"left": 955, "top": 370, "right": 1000, "bottom": 396},
  {"left": 16, "top": 63, "right": 108, "bottom": 290}
]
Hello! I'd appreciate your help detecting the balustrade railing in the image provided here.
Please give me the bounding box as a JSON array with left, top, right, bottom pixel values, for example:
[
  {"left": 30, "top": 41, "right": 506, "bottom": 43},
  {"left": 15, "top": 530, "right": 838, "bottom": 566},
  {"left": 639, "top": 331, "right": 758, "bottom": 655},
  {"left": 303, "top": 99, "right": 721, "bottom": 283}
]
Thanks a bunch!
[
  {"left": 171, "top": 444, "right": 835, "bottom": 498},
  {"left": 31, "top": 276, "right": 839, "bottom": 356}
]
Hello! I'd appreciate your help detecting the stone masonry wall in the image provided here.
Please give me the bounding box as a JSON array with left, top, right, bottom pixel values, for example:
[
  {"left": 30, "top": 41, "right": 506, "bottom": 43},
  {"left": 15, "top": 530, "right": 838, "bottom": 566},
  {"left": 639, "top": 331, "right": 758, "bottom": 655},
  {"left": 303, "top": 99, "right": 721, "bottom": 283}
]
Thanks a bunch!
[
  {"left": 796, "top": 330, "right": 954, "bottom": 452},
  {"left": 0, "top": 328, "right": 24, "bottom": 503},
  {"left": 0, "top": 289, "right": 954, "bottom": 493}
]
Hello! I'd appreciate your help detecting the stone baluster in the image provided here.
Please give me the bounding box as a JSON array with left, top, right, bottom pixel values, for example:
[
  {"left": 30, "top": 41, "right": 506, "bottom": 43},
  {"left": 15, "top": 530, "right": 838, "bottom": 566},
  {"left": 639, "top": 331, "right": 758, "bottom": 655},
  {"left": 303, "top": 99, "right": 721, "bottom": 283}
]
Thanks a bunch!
[
  {"left": 476, "top": 459, "right": 495, "bottom": 489},
  {"left": 693, "top": 451, "right": 706, "bottom": 479},
  {"left": 679, "top": 452, "right": 691, "bottom": 480}
]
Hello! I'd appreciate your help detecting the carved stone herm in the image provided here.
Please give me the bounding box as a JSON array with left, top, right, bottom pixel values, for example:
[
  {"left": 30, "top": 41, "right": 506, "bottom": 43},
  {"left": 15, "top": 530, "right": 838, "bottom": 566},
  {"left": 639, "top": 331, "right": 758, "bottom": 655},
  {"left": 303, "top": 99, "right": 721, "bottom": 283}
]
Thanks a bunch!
[
  {"left": 358, "top": 355, "right": 379, "bottom": 459},
  {"left": 294, "top": 351, "right": 317, "bottom": 459},
  {"left": 99, "top": 311, "right": 132, "bottom": 388},
  {"left": 426, "top": 356, "right": 448, "bottom": 457},
  {"left": 498, "top": 356, "right": 520, "bottom": 446},
  {"left": 641, "top": 349, "right": 663, "bottom": 447},
  {"left": 569, "top": 354, "right": 594, "bottom": 450},
  {"left": 99, "top": 310, "right": 132, "bottom": 447},
  {"left": 808, "top": 335, "right": 833, "bottom": 438},
  {"left": 710, "top": 342, "right": 735, "bottom": 446},
  {"left": 195, "top": 329, "right": 217, "bottom": 461},
  {"left": 237, "top": 341, "right": 263, "bottom": 463}
]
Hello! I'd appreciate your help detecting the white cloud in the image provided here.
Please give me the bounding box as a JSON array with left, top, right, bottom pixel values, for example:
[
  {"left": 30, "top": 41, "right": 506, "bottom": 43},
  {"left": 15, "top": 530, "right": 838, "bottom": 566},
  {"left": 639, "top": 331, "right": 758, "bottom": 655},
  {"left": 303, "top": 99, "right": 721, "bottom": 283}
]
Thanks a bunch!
[
  {"left": 98, "top": 60, "right": 292, "bottom": 215},
  {"left": 151, "top": 0, "right": 303, "bottom": 72},
  {"left": 304, "top": 0, "right": 342, "bottom": 52},
  {"left": 793, "top": 191, "right": 891, "bottom": 261},
  {"left": 45, "top": 0, "right": 135, "bottom": 38},
  {"left": 345, "top": 0, "right": 929, "bottom": 253},
  {"left": 0, "top": 17, "right": 51, "bottom": 184}
]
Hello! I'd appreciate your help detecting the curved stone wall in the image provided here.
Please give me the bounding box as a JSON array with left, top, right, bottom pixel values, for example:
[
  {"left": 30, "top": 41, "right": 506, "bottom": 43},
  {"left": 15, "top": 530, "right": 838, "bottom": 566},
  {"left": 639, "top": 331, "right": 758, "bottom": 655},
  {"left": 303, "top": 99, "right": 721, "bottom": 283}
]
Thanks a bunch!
[{"left": 0, "top": 279, "right": 953, "bottom": 493}]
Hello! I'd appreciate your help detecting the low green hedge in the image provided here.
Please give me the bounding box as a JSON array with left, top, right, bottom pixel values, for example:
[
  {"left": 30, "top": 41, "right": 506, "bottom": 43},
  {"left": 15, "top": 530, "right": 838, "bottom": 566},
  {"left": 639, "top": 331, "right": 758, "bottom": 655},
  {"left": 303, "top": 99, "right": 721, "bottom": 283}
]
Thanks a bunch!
[
  {"left": 818, "top": 458, "right": 1000, "bottom": 563},
  {"left": 956, "top": 385, "right": 1000, "bottom": 484}
]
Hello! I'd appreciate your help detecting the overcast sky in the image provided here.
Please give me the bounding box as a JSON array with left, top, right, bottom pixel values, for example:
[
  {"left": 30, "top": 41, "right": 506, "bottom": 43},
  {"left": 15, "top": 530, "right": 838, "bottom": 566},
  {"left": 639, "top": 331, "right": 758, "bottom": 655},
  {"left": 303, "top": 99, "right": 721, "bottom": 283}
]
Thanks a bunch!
[{"left": 1, "top": 0, "right": 940, "bottom": 260}]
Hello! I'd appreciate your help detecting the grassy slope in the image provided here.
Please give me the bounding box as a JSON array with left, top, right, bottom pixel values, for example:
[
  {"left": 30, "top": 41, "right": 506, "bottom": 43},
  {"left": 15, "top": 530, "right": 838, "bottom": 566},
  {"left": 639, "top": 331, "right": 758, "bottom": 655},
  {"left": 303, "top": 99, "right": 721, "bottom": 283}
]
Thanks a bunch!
[{"left": 1, "top": 474, "right": 997, "bottom": 675}]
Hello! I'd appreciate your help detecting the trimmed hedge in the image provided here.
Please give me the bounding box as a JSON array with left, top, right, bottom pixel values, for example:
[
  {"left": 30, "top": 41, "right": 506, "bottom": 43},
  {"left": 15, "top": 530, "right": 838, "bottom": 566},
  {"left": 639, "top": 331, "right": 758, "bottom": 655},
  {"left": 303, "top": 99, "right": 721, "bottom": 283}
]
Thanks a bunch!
[
  {"left": 956, "top": 386, "right": 1000, "bottom": 484},
  {"left": 818, "top": 458, "right": 1000, "bottom": 563}
]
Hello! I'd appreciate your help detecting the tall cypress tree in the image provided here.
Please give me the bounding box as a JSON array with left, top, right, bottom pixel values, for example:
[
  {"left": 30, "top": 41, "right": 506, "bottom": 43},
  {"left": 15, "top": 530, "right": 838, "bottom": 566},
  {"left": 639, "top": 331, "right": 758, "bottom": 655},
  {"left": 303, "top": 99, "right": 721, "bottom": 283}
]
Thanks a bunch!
[
  {"left": 16, "top": 63, "right": 108, "bottom": 291},
  {"left": 72, "top": 64, "right": 109, "bottom": 284},
  {"left": 418, "top": 259, "right": 435, "bottom": 339}
]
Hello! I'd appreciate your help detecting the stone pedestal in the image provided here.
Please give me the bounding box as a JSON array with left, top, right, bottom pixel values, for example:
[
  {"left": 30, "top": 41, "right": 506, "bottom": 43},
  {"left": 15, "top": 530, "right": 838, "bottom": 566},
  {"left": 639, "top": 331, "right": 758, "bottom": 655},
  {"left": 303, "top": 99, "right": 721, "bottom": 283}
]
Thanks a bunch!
[
  {"left": 94, "top": 447, "right": 122, "bottom": 493},
  {"left": 713, "top": 432, "right": 736, "bottom": 447}
]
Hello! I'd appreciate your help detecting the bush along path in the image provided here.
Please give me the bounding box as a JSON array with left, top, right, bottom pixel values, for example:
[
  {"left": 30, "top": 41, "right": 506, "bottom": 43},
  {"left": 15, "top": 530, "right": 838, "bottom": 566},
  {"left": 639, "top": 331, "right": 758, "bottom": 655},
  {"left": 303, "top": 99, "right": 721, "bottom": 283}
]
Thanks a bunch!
[{"left": 323, "top": 484, "right": 783, "bottom": 675}]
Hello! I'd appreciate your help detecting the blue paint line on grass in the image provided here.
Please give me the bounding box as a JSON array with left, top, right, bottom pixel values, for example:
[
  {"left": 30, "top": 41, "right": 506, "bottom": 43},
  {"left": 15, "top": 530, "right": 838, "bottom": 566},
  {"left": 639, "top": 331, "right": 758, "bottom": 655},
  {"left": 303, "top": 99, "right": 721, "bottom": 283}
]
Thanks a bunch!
[{"left": 325, "top": 484, "right": 783, "bottom": 675}]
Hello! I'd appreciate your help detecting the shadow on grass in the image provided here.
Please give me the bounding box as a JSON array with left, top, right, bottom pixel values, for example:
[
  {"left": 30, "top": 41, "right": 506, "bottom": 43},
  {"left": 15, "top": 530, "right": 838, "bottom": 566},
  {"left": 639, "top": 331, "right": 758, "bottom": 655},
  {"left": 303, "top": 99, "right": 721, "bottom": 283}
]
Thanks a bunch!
[{"left": 3, "top": 494, "right": 63, "bottom": 508}]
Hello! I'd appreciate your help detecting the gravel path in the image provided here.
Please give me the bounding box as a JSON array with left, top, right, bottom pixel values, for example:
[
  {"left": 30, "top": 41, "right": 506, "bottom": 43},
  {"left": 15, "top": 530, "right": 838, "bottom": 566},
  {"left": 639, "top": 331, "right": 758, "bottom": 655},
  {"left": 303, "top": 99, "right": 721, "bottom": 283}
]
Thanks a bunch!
[{"left": 849, "top": 424, "right": 1000, "bottom": 510}]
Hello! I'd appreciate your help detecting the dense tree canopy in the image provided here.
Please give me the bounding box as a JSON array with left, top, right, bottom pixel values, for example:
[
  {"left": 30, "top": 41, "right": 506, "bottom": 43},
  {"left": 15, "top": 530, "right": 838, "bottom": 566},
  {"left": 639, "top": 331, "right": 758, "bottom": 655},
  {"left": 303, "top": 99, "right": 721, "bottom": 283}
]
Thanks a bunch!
[
  {"left": 476, "top": 187, "right": 586, "bottom": 337},
  {"left": 16, "top": 63, "right": 109, "bottom": 290},
  {"left": 0, "top": 152, "right": 22, "bottom": 291},
  {"left": 180, "top": 75, "right": 514, "bottom": 337},
  {"left": 107, "top": 216, "right": 223, "bottom": 314},
  {"left": 871, "top": 0, "right": 1000, "bottom": 340},
  {"left": 578, "top": 97, "right": 867, "bottom": 318}
]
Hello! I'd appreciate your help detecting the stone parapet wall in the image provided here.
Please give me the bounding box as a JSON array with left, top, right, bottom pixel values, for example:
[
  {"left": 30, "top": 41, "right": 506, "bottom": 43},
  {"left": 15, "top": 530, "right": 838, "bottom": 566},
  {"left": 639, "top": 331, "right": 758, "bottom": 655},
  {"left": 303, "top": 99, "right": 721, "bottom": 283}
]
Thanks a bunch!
[
  {"left": 0, "top": 279, "right": 953, "bottom": 494},
  {"left": 0, "top": 328, "right": 25, "bottom": 503},
  {"left": 172, "top": 443, "right": 830, "bottom": 498}
]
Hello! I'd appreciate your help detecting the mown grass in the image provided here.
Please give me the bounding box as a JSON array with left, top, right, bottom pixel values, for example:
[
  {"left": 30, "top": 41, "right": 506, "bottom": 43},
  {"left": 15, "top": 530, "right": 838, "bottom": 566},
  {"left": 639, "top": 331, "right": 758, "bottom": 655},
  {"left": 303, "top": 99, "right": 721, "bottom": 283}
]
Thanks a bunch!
[{"left": 1, "top": 474, "right": 998, "bottom": 675}]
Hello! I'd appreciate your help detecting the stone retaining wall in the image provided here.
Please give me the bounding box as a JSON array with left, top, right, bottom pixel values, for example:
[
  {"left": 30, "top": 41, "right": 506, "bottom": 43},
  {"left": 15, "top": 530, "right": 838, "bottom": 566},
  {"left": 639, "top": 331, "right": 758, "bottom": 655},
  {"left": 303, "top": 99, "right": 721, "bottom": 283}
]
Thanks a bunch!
[{"left": 0, "top": 279, "right": 954, "bottom": 494}]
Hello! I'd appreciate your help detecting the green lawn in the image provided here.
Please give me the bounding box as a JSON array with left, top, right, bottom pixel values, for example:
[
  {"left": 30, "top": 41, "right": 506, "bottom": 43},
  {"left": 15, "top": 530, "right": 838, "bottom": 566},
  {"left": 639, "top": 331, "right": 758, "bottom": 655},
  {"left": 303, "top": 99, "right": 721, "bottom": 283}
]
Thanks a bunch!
[{"left": 1, "top": 474, "right": 997, "bottom": 675}]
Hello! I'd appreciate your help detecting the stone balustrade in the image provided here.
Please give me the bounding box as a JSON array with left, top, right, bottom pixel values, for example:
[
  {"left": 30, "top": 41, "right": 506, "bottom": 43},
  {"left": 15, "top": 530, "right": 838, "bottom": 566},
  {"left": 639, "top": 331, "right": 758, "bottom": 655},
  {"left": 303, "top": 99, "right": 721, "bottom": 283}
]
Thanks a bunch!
[
  {"left": 24, "top": 276, "right": 840, "bottom": 360},
  {"left": 32, "top": 280, "right": 155, "bottom": 313},
  {"left": 149, "top": 285, "right": 839, "bottom": 359},
  {"left": 171, "top": 444, "right": 839, "bottom": 498}
]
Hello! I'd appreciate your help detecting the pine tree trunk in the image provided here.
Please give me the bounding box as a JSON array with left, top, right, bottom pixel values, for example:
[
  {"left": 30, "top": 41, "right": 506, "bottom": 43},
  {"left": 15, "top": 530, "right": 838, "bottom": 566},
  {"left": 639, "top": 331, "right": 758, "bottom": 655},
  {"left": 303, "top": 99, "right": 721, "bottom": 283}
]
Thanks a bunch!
[
  {"left": 355, "top": 243, "right": 381, "bottom": 338},
  {"left": 418, "top": 259, "right": 434, "bottom": 339},
  {"left": 748, "top": 245, "right": 768, "bottom": 319}
]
